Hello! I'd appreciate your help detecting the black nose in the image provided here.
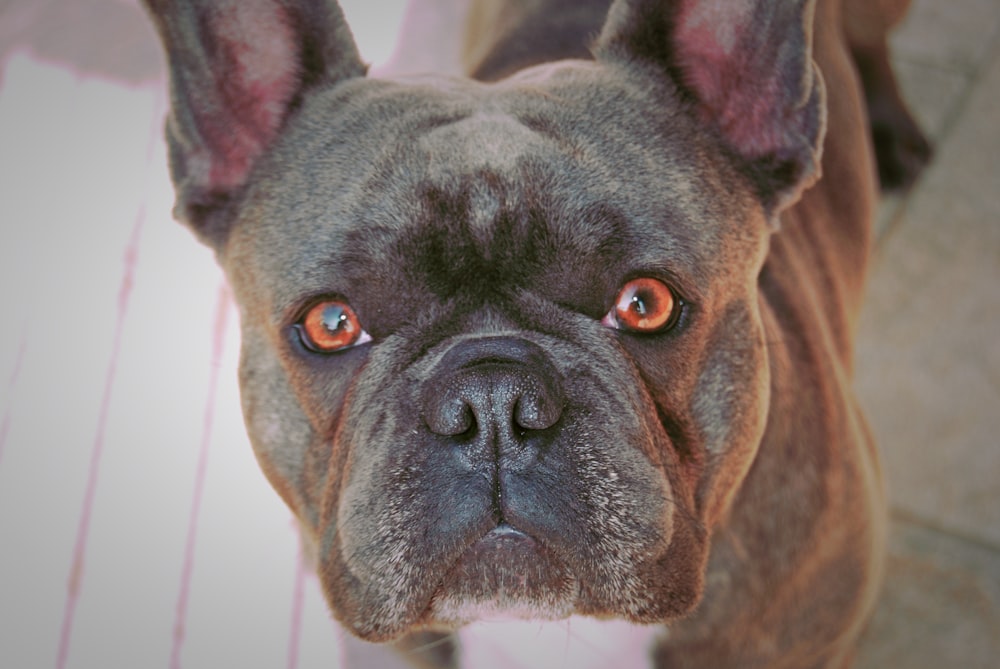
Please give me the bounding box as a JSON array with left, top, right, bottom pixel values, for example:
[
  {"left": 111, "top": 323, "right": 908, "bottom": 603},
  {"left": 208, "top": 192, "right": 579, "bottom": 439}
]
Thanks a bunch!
[{"left": 423, "top": 337, "right": 564, "bottom": 443}]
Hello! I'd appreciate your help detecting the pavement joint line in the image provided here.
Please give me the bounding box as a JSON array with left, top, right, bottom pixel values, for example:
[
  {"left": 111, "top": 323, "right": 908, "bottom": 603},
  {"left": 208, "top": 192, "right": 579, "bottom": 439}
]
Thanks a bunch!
[
  {"left": 873, "top": 195, "right": 909, "bottom": 249},
  {"left": 877, "top": 16, "right": 1000, "bottom": 248},
  {"left": 889, "top": 506, "right": 1000, "bottom": 555},
  {"left": 893, "top": 53, "right": 977, "bottom": 79}
]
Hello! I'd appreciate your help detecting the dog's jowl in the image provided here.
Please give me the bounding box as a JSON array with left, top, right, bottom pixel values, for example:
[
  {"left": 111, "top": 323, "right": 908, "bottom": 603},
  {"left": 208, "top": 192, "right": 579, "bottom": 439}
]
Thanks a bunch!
[{"left": 142, "top": 0, "right": 928, "bottom": 666}]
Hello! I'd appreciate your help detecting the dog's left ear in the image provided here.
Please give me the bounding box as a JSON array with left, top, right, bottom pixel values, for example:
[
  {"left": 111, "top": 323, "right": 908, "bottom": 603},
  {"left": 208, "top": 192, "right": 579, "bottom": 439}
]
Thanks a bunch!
[
  {"left": 142, "top": 0, "right": 366, "bottom": 248},
  {"left": 597, "top": 0, "right": 825, "bottom": 221}
]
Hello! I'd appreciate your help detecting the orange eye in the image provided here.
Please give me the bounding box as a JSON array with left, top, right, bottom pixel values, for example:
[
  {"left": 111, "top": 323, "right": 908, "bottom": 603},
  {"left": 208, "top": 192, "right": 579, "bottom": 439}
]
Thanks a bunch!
[
  {"left": 299, "top": 300, "right": 369, "bottom": 353},
  {"left": 605, "top": 278, "right": 679, "bottom": 333}
]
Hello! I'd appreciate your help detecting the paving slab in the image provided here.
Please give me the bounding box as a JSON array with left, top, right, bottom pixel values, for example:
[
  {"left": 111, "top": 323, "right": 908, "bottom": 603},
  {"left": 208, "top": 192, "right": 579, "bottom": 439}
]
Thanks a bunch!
[
  {"left": 857, "top": 516, "right": 1000, "bottom": 668},
  {"left": 854, "top": 2, "right": 1000, "bottom": 665},
  {"left": 856, "top": 29, "right": 1000, "bottom": 547},
  {"left": 876, "top": 0, "right": 1000, "bottom": 238},
  {"left": 891, "top": 0, "right": 1000, "bottom": 73}
]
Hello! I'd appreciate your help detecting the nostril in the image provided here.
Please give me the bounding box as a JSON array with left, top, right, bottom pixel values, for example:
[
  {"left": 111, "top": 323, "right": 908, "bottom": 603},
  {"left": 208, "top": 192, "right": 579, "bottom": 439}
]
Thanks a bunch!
[
  {"left": 426, "top": 396, "right": 475, "bottom": 437},
  {"left": 513, "top": 383, "right": 562, "bottom": 432},
  {"left": 422, "top": 336, "right": 565, "bottom": 445}
]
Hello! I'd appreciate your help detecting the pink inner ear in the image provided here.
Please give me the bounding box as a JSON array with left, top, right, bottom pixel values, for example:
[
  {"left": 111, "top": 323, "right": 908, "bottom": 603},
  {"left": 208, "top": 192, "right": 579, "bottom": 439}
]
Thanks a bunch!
[
  {"left": 204, "top": 0, "right": 301, "bottom": 190},
  {"left": 674, "top": 0, "right": 796, "bottom": 159}
]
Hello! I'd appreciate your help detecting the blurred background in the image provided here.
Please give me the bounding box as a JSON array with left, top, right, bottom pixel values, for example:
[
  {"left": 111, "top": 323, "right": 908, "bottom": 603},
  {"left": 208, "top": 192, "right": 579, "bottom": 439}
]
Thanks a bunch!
[{"left": 0, "top": 0, "right": 996, "bottom": 667}]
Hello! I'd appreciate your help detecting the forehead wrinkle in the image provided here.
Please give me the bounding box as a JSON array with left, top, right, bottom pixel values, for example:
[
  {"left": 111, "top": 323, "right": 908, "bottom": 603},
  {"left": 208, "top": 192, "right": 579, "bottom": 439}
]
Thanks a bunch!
[
  {"left": 395, "top": 115, "right": 575, "bottom": 290},
  {"left": 419, "top": 110, "right": 548, "bottom": 174}
]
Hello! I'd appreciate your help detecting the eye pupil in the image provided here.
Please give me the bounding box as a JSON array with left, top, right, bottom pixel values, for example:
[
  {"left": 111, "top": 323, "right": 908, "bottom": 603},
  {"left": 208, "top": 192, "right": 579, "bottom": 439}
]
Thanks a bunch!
[
  {"left": 322, "top": 306, "right": 348, "bottom": 332},
  {"left": 631, "top": 294, "right": 648, "bottom": 316}
]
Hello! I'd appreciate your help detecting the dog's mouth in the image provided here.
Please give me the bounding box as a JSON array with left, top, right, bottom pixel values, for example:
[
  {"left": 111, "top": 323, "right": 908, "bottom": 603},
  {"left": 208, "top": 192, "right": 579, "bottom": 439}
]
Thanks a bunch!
[{"left": 423, "top": 523, "right": 578, "bottom": 626}]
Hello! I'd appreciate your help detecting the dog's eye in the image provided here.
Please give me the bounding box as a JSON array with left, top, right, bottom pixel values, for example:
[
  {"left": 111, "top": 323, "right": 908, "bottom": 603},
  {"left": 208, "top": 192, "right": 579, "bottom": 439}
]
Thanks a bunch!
[
  {"left": 603, "top": 278, "right": 680, "bottom": 333},
  {"left": 297, "top": 300, "right": 371, "bottom": 353}
]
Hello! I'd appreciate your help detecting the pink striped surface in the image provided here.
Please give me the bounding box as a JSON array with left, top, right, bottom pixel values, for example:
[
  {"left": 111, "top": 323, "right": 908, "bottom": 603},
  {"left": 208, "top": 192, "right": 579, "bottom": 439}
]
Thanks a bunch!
[
  {"left": 56, "top": 206, "right": 145, "bottom": 669},
  {"left": 0, "top": 336, "right": 26, "bottom": 468},
  {"left": 0, "top": 4, "right": 660, "bottom": 668},
  {"left": 0, "top": 40, "right": 341, "bottom": 669},
  {"left": 0, "top": 4, "right": 409, "bottom": 666},
  {"left": 168, "top": 283, "right": 230, "bottom": 669}
]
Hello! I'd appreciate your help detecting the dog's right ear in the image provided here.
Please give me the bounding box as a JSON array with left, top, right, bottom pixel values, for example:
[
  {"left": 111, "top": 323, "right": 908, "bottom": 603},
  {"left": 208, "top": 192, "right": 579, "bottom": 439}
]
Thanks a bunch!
[{"left": 142, "top": 0, "right": 366, "bottom": 249}]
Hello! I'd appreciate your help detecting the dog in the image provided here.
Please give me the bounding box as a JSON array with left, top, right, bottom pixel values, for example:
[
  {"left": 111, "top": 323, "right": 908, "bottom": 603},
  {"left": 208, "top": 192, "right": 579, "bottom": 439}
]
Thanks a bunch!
[{"left": 141, "top": 0, "right": 929, "bottom": 666}]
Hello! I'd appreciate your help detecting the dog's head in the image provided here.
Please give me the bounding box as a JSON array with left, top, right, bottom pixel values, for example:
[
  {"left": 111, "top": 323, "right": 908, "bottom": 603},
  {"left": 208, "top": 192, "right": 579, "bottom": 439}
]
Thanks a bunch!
[{"left": 144, "top": 0, "right": 824, "bottom": 641}]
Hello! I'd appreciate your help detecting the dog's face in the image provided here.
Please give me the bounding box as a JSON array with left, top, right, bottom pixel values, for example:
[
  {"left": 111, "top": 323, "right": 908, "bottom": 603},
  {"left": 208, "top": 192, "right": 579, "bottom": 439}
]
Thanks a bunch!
[
  {"left": 144, "top": 0, "right": 825, "bottom": 643},
  {"left": 227, "top": 64, "right": 771, "bottom": 638}
]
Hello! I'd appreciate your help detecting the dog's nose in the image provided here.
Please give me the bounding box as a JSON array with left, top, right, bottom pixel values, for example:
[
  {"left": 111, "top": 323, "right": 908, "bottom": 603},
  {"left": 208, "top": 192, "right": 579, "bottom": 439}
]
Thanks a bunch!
[{"left": 423, "top": 337, "right": 564, "bottom": 442}]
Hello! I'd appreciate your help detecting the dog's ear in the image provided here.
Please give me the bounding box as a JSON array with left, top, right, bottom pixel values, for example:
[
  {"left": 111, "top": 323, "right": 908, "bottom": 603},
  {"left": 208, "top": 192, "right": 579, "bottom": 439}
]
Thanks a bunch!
[
  {"left": 142, "top": 0, "right": 366, "bottom": 248},
  {"left": 597, "top": 0, "right": 825, "bottom": 221}
]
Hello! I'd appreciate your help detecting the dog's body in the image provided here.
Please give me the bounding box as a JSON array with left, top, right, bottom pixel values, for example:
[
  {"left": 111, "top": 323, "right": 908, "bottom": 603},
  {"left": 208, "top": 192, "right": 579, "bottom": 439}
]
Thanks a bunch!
[{"left": 142, "top": 0, "right": 928, "bottom": 666}]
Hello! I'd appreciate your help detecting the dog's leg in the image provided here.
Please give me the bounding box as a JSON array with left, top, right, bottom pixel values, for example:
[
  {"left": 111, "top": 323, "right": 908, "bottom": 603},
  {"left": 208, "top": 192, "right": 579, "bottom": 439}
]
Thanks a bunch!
[
  {"left": 843, "top": 0, "right": 932, "bottom": 190},
  {"left": 462, "top": 0, "right": 610, "bottom": 80}
]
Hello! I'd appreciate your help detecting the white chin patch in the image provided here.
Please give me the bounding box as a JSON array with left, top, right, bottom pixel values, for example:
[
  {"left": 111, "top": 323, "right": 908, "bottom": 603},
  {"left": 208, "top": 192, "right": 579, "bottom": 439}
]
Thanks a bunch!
[
  {"left": 457, "top": 616, "right": 662, "bottom": 669},
  {"left": 425, "top": 524, "right": 578, "bottom": 627},
  {"left": 428, "top": 589, "right": 576, "bottom": 628}
]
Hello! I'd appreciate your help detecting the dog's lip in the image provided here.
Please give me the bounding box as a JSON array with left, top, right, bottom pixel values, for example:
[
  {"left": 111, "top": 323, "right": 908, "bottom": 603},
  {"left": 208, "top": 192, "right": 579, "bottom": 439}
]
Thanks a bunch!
[
  {"left": 443, "top": 522, "right": 544, "bottom": 571},
  {"left": 476, "top": 522, "right": 532, "bottom": 544},
  {"left": 420, "top": 521, "right": 575, "bottom": 621}
]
